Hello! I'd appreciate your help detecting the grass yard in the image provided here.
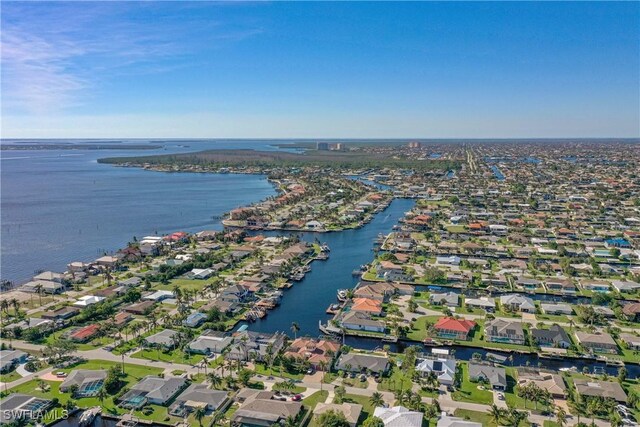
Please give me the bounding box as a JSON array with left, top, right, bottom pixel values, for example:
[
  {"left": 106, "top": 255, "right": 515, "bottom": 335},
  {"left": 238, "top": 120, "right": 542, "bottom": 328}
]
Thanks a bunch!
[
  {"left": 305, "top": 391, "right": 330, "bottom": 427},
  {"left": 253, "top": 362, "right": 305, "bottom": 380},
  {"left": 377, "top": 365, "right": 414, "bottom": 393},
  {"left": 0, "top": 370, "right": 21, "bottom": 383},
  {"left": 406, "top": 315, "right": 440, "bottom": 342},
  {"left": 130, "top": 347, "right": 204, "bottom": 365},
  {"left": 452, "top": 363, "right": 494, "bottom": 405}
]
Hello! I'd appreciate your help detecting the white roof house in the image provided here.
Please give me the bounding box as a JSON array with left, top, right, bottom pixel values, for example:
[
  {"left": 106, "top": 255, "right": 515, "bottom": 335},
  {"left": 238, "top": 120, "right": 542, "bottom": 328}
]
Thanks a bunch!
[
  {"left": 415, "top": 358, "right": 456, "bottom": 385},
  {"left": 373, "top": 406, "right": 423, "bottom": 427},
  {"left": 73, "top": 295, "right": 105, "bottom": 307}
]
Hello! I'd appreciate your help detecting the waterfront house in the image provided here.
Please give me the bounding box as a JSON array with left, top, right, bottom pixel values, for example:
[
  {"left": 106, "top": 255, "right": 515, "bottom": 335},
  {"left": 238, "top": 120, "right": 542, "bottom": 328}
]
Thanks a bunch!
[
  {"left": 10, "top": 317, "right": 53, "bottom": 332},
  {"left": 468, "top": 363, "right": 507, "bottom": 390},
  {"left": 415, "top": 358, "right": 456, "bottom": 386},
  {"left": 119, "top": 376, "right": 187, "bottom": 408},
  {"left": 341, "top": 311, "right": 386, "bottom": 333},
  {"left": 144, "top": 329, "right": 180, "bottom": 349},
  {"left": 0, "top": 350, "right": 28, "bottom": 373},
  {"left": 573, "top": 379, "right": 627, "bottom": 403},
  {"left": 574, "top": 331, "right": 618, "bottom": 354},
  {"left": 543, "top": 278, "right": 577, "bottom": 294},
  {"left": 612, "top": 280, "right": 640, "bottom": 293},
  {"left": 69, "top": 324, "right": 100, "bottom": 342},
  {"left": 189, "top": 268, "right": 215, "bottom": 280},
  {"left": 429, "top": 292, "right": 459, "bottom": 307},
  {"left": 220, "top": 284, "right": 250, "bottom": 304},
  {"left": 516, "top": 277, "right": 541, "bottom": 292},
  {"left": 499, "top": 294, "right": 536, "bottom": 313},
  {"left": 622, "top": 303, "right": 640, "bottom": 321},
  {"left": 169, "top": 383, "right": 227, "bottom": 417},
  {"left": 95, "top": 255, "right": 120, "bottom": 269},
  {"left": 579, "top": 279, "right": 611, "bottom": 293},
  {"left": 373, "top": 406, "right": 423, "bottom": 427},
  {"left": 284, "top": 338, "right": 340, "bottom": 368},
  {"left": 436, "top": 256, "right": 461, "bottom": 266},
  {"left": 22, "top": 280, "right": 65, "bottom": 294},
  {"left": 335, "top": 352, "right": 390, "bottom": 374},
  {"left": 516, "top": 369, "right": 567, "bottom": 398},
  {"left": 351, "top": 298, "right": 383, "bottom": 315},
  {"left": 314, "top": 403, "right": 363, "bottom": 427},
  {"left": 531, "top": 325, "right": 571, "bottom": 348},
  {"left": 433, "top": 317, "right": 476, "bottom": 341},
  {"left": 485, "top": 319, "right": 526, "bottom": 345},
  {"left": 0, "top": 394, "right": 52, "bottom": 424},
  {"left": 464, "top": 297, "right": 496, "bottom": 312},
  {"left": 60, "top": 370, "right": 107, "bottom": 397},
  {"left": 376, "top": 260, "right": 404, "bottom": 279}
]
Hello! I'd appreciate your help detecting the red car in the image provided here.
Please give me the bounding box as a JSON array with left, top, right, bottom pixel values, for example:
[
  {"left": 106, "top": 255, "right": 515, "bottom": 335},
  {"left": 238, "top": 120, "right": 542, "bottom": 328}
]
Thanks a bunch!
[{"left": 291, "top": 394, "right": 302, "bottom": 402}]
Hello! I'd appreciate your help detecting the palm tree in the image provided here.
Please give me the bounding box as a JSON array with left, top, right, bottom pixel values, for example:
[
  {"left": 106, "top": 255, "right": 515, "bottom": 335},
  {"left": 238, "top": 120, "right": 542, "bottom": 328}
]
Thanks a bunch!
[
  {"left": 318, "top": 360, "right": 328, "bottom": 391},
  {"left": 556, "top": 407, "right": 567, "bottom": 427},
  {"left": 10, "top": 298, "right": 20, "bottom": 316},
  {"left": 370, "top": 391, "right": 384, "bottom": 407},
  {"left": 208, "top": 372, "right": 222, "bottom": 390},
  {"left": 489, "top": 404, "right": 503, "bottom": 426},
  {"left": 290, "top": 322, "right": 300, "bottom": 339},
  {"left": 194, "top": 406, "right": 206, "bottom": 427},
  {"left": 96, "top": 386, "right": 108, "bottom": 407},
  {"left": 34, "top": 283, "right": 44, "bottom": 307}
]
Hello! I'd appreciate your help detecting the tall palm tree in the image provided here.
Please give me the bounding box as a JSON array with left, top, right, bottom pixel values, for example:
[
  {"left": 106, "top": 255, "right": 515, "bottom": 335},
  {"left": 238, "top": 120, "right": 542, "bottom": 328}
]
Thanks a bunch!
[
  {"left": 96, "top": 386, "right": 107, "bottom": 407},
  {"left": 193, "top": 406, "right": 206, "bottom": 427},
  {"left": 34, "top": 284, "right": 44, "bottom": 307},
  {"left": 290, "top": 322, "right": 300, "bottom": 339},
  {"left": 208, "top": 372, "right": 222, "bottom": 390},
  {"left": 10, "top": 298, "right": 20, "bottom": 316},
  {"left": 370, "top": 392, "right": 384, "bottom": 407}
]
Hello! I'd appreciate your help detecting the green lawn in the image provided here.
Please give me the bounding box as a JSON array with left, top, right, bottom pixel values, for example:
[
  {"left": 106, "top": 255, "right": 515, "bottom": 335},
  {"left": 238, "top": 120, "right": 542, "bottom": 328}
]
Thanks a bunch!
[
  {"left": 253, "top": 362, "right": 305, "bottom": 380},
  {"left": 7, "top": 360, "right": 170, "bottom": 424},
  {"left": 157, "top": 278, "right": 208, "bottom": 292},
  {"left": 0, "top": 370, "right": 21, "bottom": 383},
  {"left": 406, "top": 315, "right": 440, "bottom": 342},
  {"left": 131, "top": 347, "right": 204, "bottom": 365},
  {"left": 454, "top": 409, "right": 531, "bottom": 427},
  {"left": 452, "top": 363, "right": 494, "bottom": 405},
  {"left": 377, "top": 365, "right": 414, "bottom": 392}
]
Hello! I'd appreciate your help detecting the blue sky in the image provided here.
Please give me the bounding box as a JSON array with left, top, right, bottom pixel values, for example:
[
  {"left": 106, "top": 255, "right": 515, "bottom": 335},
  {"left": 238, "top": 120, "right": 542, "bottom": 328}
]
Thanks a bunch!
[{"left": 2, "top": 1, "right": 639, "bottom": 138}]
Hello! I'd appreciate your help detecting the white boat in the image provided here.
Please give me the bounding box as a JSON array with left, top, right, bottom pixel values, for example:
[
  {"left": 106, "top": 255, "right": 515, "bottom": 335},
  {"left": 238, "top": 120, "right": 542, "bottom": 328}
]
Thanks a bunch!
[
  {"left": 337, "top": 289, "right": 348, "bottom": 302},
  {"left": 79, "top": 407, "right": 101, "bottom": 427},
  {"left": 559, "top": 366, "right": 578, "bottom": 373}
]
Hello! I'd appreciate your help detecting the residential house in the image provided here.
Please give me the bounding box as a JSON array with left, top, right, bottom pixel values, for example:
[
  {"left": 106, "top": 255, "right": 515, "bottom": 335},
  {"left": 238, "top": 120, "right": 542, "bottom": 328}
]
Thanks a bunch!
[
  {"left": 464, "top": 297, "right": 496, "bottom": 312},
  {"left": 351, "top": 298, "right": 383, "bottom": 315},
  {"left": 415, "top": 358, "right": 456, "bottom": 386},
  {"left": 183, "top": 312, "right": 207, "bottom": 328},
  {"left": 531, "top": 325, "right": 571, "bottom": 349},
  {"left": 169, "top": 383, "right": 227, "bottom": 417},
  {"left": 0, "top": 350, "right": 28, "bottom": 373},
  {"left": 499, "top": 294, "right": 536, "bottom": 313},
  {"left": 573, "top": 379, "right": 627, "bottom": 403},
  {"left": 335, "top": 353, "right": 390, "bottom": 374},
  {"left": 119, "top": 376, "right": 187, "bottom": 408},
  {"left": 429, "top": 292, "right": 460, "bottom": 307},
  {"left": 540, "top": 303, "right": 573, "bottom": 316},
  {"left": 485, "top": 319, "right": 526, "bottom": 345},
  {"left": 0, "top": 394, "right": 52, "bottom": 424},
  {"left": 434, "top": 317, "right": 476, "bottom": 341},
  {"left": 188, "top": 330, "right": 233, "bottom": 355},
  {"left": 341, "top": 311, "right": 386, "bottom": 333},
  {"left": 232, "top": 397, "right": 302, "bottom": 426},
  {"left": 144, "top": 329, "right": 180, "bottom": 349},
  {"left": 437, "top": 413, "right": 482, "bottom": 427},
  {"left": 226, "top": 331, "right": 286, "bottom": 362},
  {"left": 284, "top": 338, "right": 340, "bottom": 369},
  {"left": 516, "top": 369, "right": 567, "bottom": 398},
  {"left": 60, "top": 370, "right": 107, "bottom": 397},
  {"left": 373, "top": 406, "right": 423, "bottom": 427},
  {"left": 69, "top": 324, "right": 100, "bottom": 343},
  {"left": 619, "top": 333, "right": 640, "bottom": 350},
  {"left": 575, "top": 331, "right": 618, "bottom": 354},
  {"left": 468, "top": 363, "right": 507, "bottom": 390},
  {"left": 314, "top": 403, "right": 363, "bottom": 427}
]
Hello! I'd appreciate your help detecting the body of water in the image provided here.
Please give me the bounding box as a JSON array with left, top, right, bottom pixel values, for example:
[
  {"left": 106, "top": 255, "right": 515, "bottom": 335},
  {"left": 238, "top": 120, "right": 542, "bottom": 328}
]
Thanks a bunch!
[
  {"left": 1, "top": 140, "right": 284, "bottom": 283},
  {"left": 243, "top": 198, "right": 415, "bottom": 337}
]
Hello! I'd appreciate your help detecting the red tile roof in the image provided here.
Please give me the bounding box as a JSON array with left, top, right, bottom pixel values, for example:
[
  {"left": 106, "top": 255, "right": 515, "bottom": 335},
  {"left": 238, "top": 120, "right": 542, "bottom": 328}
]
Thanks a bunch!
[
  {"left": 70, "top": 324, "right": 100, "bottom": 341},
  {"left": 434, "top": 317, "right": 476, "bottom": 333}
]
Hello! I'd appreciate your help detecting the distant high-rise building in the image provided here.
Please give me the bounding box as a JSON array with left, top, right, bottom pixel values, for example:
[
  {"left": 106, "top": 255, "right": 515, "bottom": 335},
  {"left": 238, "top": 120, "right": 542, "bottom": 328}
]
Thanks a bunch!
[
  {"left": 408, "top": 141, "right": 422, "bottom": 148},
  {"left": 317, "top": 142, "right": 330, "bottom": 151},
  {"left": 334, "top": 143, "right": 345, "bottom": 151}
]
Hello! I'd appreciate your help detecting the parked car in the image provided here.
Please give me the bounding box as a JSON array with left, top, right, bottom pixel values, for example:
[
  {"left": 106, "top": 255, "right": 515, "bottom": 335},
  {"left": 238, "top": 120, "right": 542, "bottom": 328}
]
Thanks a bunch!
[
  {"left": 56, "top": 372, "right": 67, "bottom": 378},
  {"left": 359, "top": 375, "right": 367, "bottom": 382},
  {"left": 497, "top": 393, "right": 504, "bottom": 400},
  {"left": 291, "top": 394, "right": 302, "bottom": 402}
]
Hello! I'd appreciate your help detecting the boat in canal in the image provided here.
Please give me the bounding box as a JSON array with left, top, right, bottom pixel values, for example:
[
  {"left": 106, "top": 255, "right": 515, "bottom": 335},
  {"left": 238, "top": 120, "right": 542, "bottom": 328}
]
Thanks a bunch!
[{"left": 78, "top": 407, "right": 101, "bottom": 427}]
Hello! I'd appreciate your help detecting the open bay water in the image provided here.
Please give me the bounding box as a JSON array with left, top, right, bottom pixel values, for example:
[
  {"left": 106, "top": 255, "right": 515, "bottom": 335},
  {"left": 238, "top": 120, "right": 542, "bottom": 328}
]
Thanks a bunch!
[{"left": 1, "top": 140, "right": 283, "bottom": 283}]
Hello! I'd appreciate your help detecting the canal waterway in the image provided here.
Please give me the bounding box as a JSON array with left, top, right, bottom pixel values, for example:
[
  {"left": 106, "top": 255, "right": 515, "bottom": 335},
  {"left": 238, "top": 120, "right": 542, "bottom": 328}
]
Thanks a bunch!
[{"left": 243, "top": 198, "right": 416, "bottom": 337}]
